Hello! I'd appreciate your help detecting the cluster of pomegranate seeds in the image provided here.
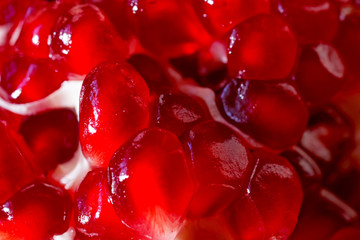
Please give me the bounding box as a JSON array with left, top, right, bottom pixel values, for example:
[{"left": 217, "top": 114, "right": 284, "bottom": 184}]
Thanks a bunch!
[{"left": 0, "top": 0, "right": 360, "bottom": 239}]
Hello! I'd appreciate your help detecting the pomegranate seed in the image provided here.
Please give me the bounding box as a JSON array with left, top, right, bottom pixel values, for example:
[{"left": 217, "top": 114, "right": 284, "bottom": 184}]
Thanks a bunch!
[
  {"left": 290, "top": 189, "right": 358, "bottom": 240},
  {"left": 79, "top": 62, "right": 150, "bottom": 167},
  {"left": 226, "top": 14, "right": 298, "bottom": 80},
  {"left": 276, "top": 0, "right": 339, "bottom": 44},
  {"left": 108, "top": 128, "right": 195, "bottom": 239},
  {"left": 334, "top": 9, "right": 360, "bottom": 77},
  {"left": 299, "top": 105, "right": 355, "bottom": 175},
  {"left": 151, "top": 92, "right": 210, "bottom": 136},
  {"left": 281, "top": 148, "right": 323, "bottom": 194},
  {"left": 218, "top": 79, "right": 309, "bottom": 149},
  {"left": 169, "top": 42, "right": 228, "bottom": 90},
  {"left": 224, "top": 194, "right": 265, "bottom": 240},
  {"left": 82, "top": 0, "right": 130, "bottom": 39},
  {"left": 123, "top": 0, "right": 212, "bottom": 57},
  {"left": 127, "top": 54, "right": 172, "bottom": 93},
  {"left": 192, "top": 0, "right": 271, "bottom": 37},
  {"left": 15, "top": 2, "right": 69, "bottom": 58},
  {"left": 0, "top": 180, "right": 72, "bottom": 240},
  {"left": 248, "top": 151, "right": 303, "bottom": 239},
  {"left": 0, "top": 119, "right": 37, "bottom": 203},
  {"left": 295, "top": 44, "right": 346, "bottom": 105},
  {"left": 49, "top": 3, "right": 128, "bottom": 75},
  {"left": 181, "top": 120, "right": 252, "bottom": 218},
  {"left": 0, "top": 55, "right": 65, "bottom": 103},
  {"left": 75, "top": 168, "right": 142, "bottom": 239},
  {"left": 19, "top": 108, "right": 79, "bottom": 172}
]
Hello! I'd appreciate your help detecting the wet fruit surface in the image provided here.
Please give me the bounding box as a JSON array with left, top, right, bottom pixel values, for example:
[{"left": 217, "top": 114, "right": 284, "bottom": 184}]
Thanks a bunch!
[
  {"left": 181, "top": 120, "right": 252, "bottom": 217},
  {"left": 0, "top": 55, "right": 65, "bottom": 103},
  {"left": 79, "top": 62, "right": 150, "bottom": 167},
  {"left": 226, "top": 14, "right": 298, "bottom": 80},
  {"left": 49, "top": 4, "right": 128, "bottom": 75},
  {"left": 0, "top": 181, "right": 73, "bottom": 240},
  {"left": 108, "top": 128, "right": 195, "bottom": 239},
  {"left": 0, "top": 1, "right": 360, "bottom": 240},
  {"left": 218, "top": 79, "right": 309, "bottom": 149}
]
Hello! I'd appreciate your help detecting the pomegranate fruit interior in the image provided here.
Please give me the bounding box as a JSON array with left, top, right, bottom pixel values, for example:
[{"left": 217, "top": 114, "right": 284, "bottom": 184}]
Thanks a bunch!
[{"left": 0, "top": 0, "right": 360, "bottom": 239}]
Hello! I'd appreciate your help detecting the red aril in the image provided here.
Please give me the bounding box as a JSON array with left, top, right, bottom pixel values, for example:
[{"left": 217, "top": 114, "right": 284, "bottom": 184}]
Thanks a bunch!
[
  {"left": 276, "top": 0, "right": 339, "bottom": 44},
  {"left": 79, "top": 62, "right": 150, "bottom": 167},
  {"left": 334, "top": 9, "right": 360, "bottom": 77},
  {"left": 295, "top": 44, "right": 346, "bottom": 105},
  {"left": 0, "top": 181, "right": 72, "bottom": 240},
  {"left": 226, "top": 14, "right": 298, "bottom": 80},
  {"left": 224, "top": 194, "right": 265, "bottom": 240},
  {"left": 75, "top": 168, "right": 142, "bottom": 239},
  {"left": 248, "top": 151, "right": 303, "bottom": 239},
  {"left": 19, "top": 108, "right": 79, "bottom": 172},
  {"left": 169, "top": 42, "right": 228, "bottom": 90},
  {"left": 0, "top": 55, "right": 66, "bottom": 103},
  {"left": 0, "top": 119, "right": 37, "bottom": 204},
  {"left": 49, "top": 3, "right": 128, "bottom": 75},
  {"left": 123, "top": 0, "right": 212, "bottom": 58},
  {"left": 181, "top": 120, "right": 252, "bottom": 218},
  {"left": 281, "top": 148, "right": 323, "bottom": 194},
  {"left": 15, "top": 1, "right": 70, "bottom": 58},
  {"left": 217, "top": 79, "right": 309, "bottom": 149},
  {"left": 299, "top": 105, "right": 355, "bottom": 175},
  {"left": 82, "top": 0, "right": 130, "bottom": 39},
  {"left": 108, "top": 128, "right": 195, "bottom": 240},
  {"left": 151, "top": 92, "right": 210, "bottom": 137},
  {"left": 127, "top": 54, "right": 172, "bottom": 93},
  {"left": 290, "top": 189, "right": 358, "bottom": 240},
  {"left": 192, "top": 0, "right": 271, "bottom": 37}
]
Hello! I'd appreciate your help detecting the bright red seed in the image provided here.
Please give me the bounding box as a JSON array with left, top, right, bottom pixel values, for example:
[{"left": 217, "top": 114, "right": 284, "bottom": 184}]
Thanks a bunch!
[
  {"left": 49, "top": 4, "right": 128, "bottom": 75},
  {"left": 0, "top": 55, "right": 66, "bottom": 103},
  {"left": 181, "top": 120, "right": 252, "bottom": 218},
  {"left": 226, "top": 14, "right": 298, "bottom": 80},
  {"left": 79, "top": 62, "right": 150, "bottom": 167},
  {"left": 108, "top": 128, "right": 195, "bottom": 240}
]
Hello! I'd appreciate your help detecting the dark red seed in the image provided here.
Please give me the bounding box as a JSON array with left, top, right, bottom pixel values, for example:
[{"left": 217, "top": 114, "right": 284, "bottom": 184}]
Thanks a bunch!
[
  {"left": 218, "top": 79, "right": 309, "bottom": 149},
  {"left": 295, "top": 44, "right": 346, "bottom": 105},
  {"left": 19, "top": 108, "right": 79, "bottom": 172},
  {"left": 299, "top": 105, "right": 355, "bottom": 175},
  {"left": 0, "top": 118, "right": 37, "bottom": 204},
  {"left": 151, "top": 92, "right": 210, "bottom": 136},
  {"left": 127, "top": 54, "right": 172, "bottom": 93},
  {"left": 181, "top": 120, "right": 252, "bottom": 218}
]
